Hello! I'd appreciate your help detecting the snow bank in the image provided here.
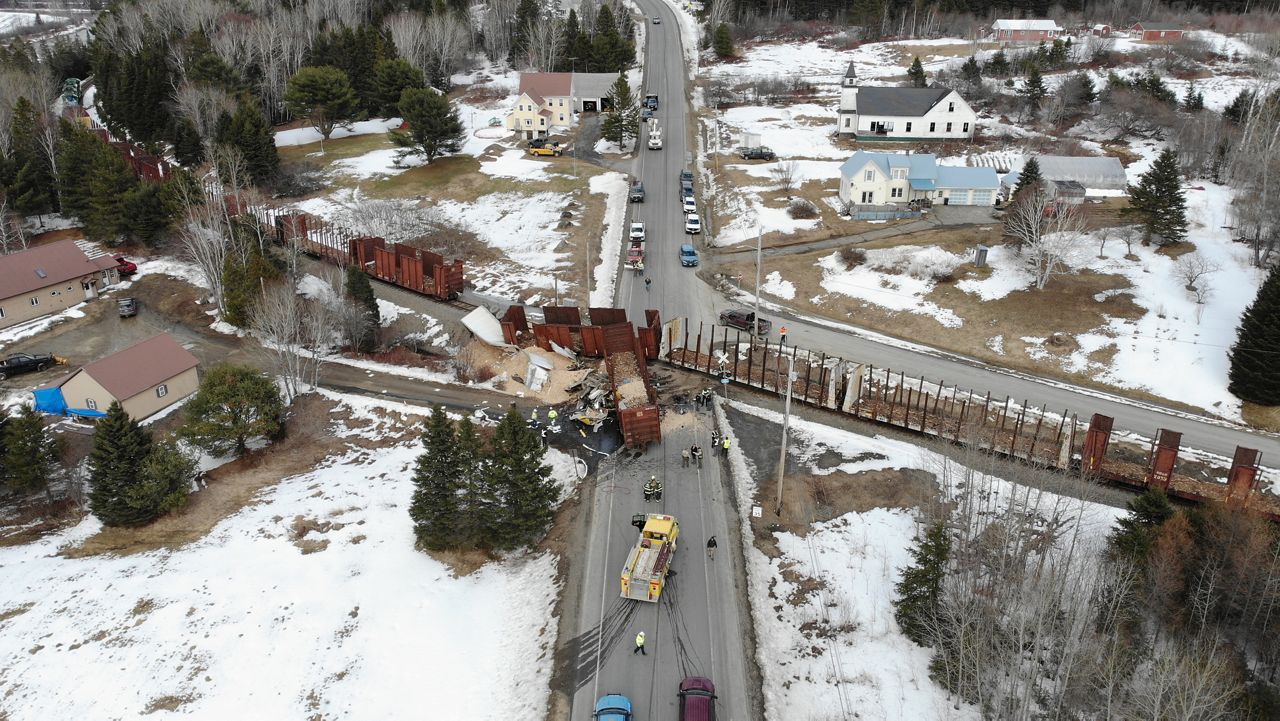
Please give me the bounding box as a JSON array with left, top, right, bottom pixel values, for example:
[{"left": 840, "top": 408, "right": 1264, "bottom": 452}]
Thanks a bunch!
[
  {"left": 760, "top": 271, "right": 796, "bottom": 300},
  {"left": 0, "top": 423, "right": 561, "bottom": 721},
  {"left": 274, "top": 118, "right": 403, "bottom": 147},
  {"left": 589, "top": 172, "right": 629, "bottom": 306}
]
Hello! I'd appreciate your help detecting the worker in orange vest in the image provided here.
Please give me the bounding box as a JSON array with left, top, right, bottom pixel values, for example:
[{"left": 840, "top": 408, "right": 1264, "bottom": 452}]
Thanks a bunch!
[{"left": 779, "top": 325, "right": 788, "bottom": 344}]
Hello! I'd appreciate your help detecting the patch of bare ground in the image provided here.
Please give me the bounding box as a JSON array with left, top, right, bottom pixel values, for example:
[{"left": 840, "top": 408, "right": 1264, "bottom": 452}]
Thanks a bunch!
[
  {"left": 0, "top": 603, "right": 34, "bottom": 624},
  {"left": 1243, "top": 403, "right": 1280, "bottom": 433},
  {"left": 290, "top": 515, "right": 346, "bottom": 554},
  {"left": 62, "top": 395, "right": 349, "bottom": 558},
  {"left": 0, "top": 499, "right": 82, "bottom": 548},
  {"left": 143, "top": 695, "right": 195, "bottom": 714}
]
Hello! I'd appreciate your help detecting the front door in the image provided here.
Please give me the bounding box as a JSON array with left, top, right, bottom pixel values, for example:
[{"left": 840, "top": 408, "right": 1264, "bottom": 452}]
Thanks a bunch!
[{"left": 83, "top": 280, "right": 96, "bottom": 300}]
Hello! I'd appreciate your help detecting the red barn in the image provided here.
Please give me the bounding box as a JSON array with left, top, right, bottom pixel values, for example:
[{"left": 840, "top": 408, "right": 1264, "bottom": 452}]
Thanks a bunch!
[{"left": 1133, "top": 22, "right": 1186, "bottom": 41}]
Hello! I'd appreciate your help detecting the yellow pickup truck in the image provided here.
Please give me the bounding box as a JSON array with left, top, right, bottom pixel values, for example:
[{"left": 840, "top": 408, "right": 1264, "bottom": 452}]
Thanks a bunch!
[{"left": 528, "top": 142, "right": 563, "bottom": 157}]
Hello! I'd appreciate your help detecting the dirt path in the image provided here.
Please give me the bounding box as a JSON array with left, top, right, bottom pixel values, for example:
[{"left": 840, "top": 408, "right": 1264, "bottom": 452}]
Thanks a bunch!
[{"left": 718, "top": 214, "right": 944, "bottom": 258}]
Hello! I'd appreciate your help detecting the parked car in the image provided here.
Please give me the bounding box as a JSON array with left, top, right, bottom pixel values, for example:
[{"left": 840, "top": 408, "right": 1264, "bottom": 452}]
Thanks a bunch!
[
  {"left": 678, "top": 677, "right": 717, "bottom": 721},
  {"left": 0, "top": 352, "right": 62, "bottom": 381},
  {"left": 629, "top": 222, "right": 646, "bottom": 241},
  {"left": 684, "top": 214, "right": 701, "bottom": 234},
  {"left": 641, "top": 107, "right": 654, "bottom": 120},
  {"left": 648, "top": 131, "right": 663, "bottom": 150},
  {"left": 644, "top": 93, "right": 659, "bottom": 110},
  {"left": 682, "top": 196, "right": 697, "bottom": 214},
  {"left": 738, "top": 146, "right": 776, "bottom": 161},
  {"left": 114, "top": 255, "right": 138, "bottom": 275},
  {"left": 593, "top": 694, "right": 633, "bottom": 721},
  {"left": 679, "top": 243, "right": 700, "bottom": 267},
  {"left": 629, "top": 181, "right": 646, "bottom": 203},
  {"left": 652, "top": 16, "right": 661, "bottom": 23},
  {"left": 680, "top": 180, "right": 694, "bottom": 199},
  {"left": 118, "top": 297, "right": 139, "bottom": 318},
  {"left": 719, "top": 308, "right": 771, "bottom": 335},
  {"left": 680, "top": 169, "right": 694, "bottom": 183}
]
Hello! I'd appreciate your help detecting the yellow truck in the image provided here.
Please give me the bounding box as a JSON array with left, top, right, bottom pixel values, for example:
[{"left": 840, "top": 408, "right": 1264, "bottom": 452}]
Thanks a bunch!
[
  {"left": 528, "top": 141, "right": 563, "bottom": 157},
  {"left": 620, "top": 513, "right": 679, "bottom": 602}
]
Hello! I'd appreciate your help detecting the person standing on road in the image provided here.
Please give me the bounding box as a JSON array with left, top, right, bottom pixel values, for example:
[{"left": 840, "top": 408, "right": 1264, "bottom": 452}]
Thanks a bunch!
[
  {"left": 643, "top": 476, "right": 657, "bottom": 503},
  {"left": 721, "top": 436, "right": 731, "bottom": 457},
  {"left": 530, "top": 408, "right": 539, "bottom": 425},
  {"left": 690, "top": 444, "right": 702, "bottom": 467},
  {"left": 634, "top": 631, "right": 647, "bottom": 655},
  {"left": 681, "top": 448, "right": 690, "bottom": 467},
  {"left": 779, "top": 325, "right": 788, "bottom": 345},
  {"left": 706, "top": 536, "right": 717, "bottom": 560},
  {"left": 711, "top": 429, "right": 720, "bottom": 447},
  {"left": 645, "top": 277, "right": 652, "bottom": 292}
]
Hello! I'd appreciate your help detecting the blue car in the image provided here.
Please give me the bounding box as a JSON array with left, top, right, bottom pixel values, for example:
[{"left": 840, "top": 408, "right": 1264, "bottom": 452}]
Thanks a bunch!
[
  {"left": 594, "top": 694, "right": 633, "bottom": 721},
  {"left": 680, "top": 243, "right": 700, "bottom": 267}
]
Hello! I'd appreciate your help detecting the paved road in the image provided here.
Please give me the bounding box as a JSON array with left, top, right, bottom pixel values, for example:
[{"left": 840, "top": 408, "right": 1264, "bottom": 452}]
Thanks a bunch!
[{"left": 565, "top": 2, "right": 756, "bottom": 721}]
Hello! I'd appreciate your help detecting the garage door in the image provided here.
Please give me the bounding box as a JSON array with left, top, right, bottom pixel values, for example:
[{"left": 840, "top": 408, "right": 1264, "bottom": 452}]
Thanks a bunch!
[{"left": 971, "top": 190, "right": 992, "bottom": 205}]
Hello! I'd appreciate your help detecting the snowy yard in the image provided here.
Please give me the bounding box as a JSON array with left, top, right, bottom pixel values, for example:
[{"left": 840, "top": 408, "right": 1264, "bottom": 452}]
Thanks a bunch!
[
  {"left": 0, "top": 393, "right": 577, "bottom": 721},
  {"left": 0, "top": 11, "right": 66, "bottom": 34},
  {"left": 722, "top": 401, "right": 1123, "bottom": 721}
]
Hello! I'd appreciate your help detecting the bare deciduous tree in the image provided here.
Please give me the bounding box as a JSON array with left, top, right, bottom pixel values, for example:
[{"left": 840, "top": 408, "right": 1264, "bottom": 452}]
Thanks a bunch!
[
  {"left": 525, "top": 16, "right": 564, "bottom": 73},
  {"left": 252, "top": 280, "right": 338, "bottom": 403},
  {"left": 173, "top": 83, "right": 238, "bottom": 154},
  {"left": 769, "top": 160, "right": 800, "bottom": 197},
  {"left": 1174, "top": 253, "right": 1222, "bottom": 291},
  {"left": 1099, "top": 87, "right": 1170, "bottom": 142},
  {"left": 1003, "top": 190, "right": 1089, "bottom": 289},
  {"left": 384, "top": 12, "right": 430, "bottom": 75},
  {"left": 0, "top": 194, "right": 28, "bottom": 254}
]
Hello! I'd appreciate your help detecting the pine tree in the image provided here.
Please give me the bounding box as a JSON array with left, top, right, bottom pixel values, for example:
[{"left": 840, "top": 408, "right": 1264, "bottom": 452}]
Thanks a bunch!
[
  {"left": 893, "top": 521, "right": 950, "bottom": 645},
  {"left": 12, "top": 158, "right": 54, "bottom": 220},
  {"left": 345, "top": 265, "right": 380, "bottom": 352},
  {"left": 56, "top": 119, "right": 101, "bottom": 219},
  {"left": 172, "top": 119, "right": 206, "bottom": 167},
  {"left": 601, "top": 73, "right": 639, "bottom": 148},
  {"left": 453, "top": 417, "right": 484, "bottom": 545},
  {"left": 1224, "top": 89, "right": 1254, "bottom": 123},
  {"left": 959, "top": 56, "right": 981, "bottom": 86},
  {"left": 3, "top": 405, "right": 58, "bottom": 500},
  {"left": 389, "top": 88, "right": 465, "bottom": 163},
  {"left": 1013, "top": 156, "right": 1042, "bottom": 199},
  {"left": 1107, "top": 488, "right": 1175, "bottom": 563},
  {"left": 285, "top": 66, "right": 359, "bottom": 142},
  {"left": 713, "top": 23, "right": 735, "bottom": 59},
  {"left": 181, "top": 364, "right": 284, "bottom": 456},
  {"left": 484, "top": 406, "right": 556, "bottom": 550},
  {"left": 510, "top": 0, "right": 540, "bottom": 64},
  {"left": 374, "top": 58, "right": 426, "bottom": 116},
  {"left": 1023, "top": 65, "right": 1048, "bottom": 111},
  {"left": 126, "top": 440, "right": 195, "bottom": 520},
  {"left": 409, "top": 405, "right": 462, "bottom": 550},
  {"left": 1182, "top": 84, "right": 1205, "bottom": 112},
  {"left": 986, "top": 49, "right": 1010, "bottom": 77},
  {"left": 83, "top": 143, "right": 138, "bottom": 244},
  {"left": 557, "top": 10, "right": 582, "bottom": 71},
  {"left": 88, "top": 402, "right": 155, "bottom": 526},
  {"left": 1126, "top": 148, "right": 1188, "bottom": 245},
  {"left": 0, "top": 407, "right": 9, "bottom": 487},
  {"left": 122, "top": 181, "right": 178, "bottom": 246},
  {"left": 591, "top": 4, "right": 628, "bottom": 73},
  {"left": 906, "top": 56, "right": 927, "bottom": 88},
  {"left": 218, "top": 101, "right": 279, "bottom": 183},
  {"left": 1228, "top": 265, "right": 1280, "bottom": 406}
]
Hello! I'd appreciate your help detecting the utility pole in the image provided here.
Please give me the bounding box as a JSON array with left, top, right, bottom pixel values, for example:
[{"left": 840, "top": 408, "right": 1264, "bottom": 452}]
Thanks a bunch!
[
  {"left": 753, "top": 220, "right": 762, "bottom": 332},
  {"left": 775, "top": 354, "right": 796, "bottom": 515}
]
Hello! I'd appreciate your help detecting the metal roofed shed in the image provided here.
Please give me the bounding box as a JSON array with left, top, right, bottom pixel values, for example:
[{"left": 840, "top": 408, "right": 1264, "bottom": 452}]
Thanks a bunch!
[{"left": 56, "top": 333, "right": 201, "bottom": 420}]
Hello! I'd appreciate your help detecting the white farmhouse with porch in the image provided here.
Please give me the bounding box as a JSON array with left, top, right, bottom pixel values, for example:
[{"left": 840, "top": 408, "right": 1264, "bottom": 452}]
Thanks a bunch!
[
  {"left": 838, "top": 151, "right": 999, "bottom": 206},
  {"left": 837, "top": 65, "right": 977, "bottom": 141}
]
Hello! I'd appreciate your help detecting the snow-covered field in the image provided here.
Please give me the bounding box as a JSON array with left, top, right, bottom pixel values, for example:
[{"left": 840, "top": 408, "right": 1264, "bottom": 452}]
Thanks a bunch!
[
  {"left": 718, "top": 104, "right": 845, "bottom": 159},
  {"left": 0, "top": 11, "right": 66, "bottom": 34},
  {"left": 432, "top": 192, "right": 570, "bottom": 300},
  {"left": 722, "top": 401, "right": 1123, "bottom": 721},
  {"left": 589, "top": 172, "right": 629, "bottom": 306},
  {"left": 0, "top": 392, "right": 574, "bottom": 721},
  {"left": 706, "top": 37, "right": 974, "bottom": 85}
]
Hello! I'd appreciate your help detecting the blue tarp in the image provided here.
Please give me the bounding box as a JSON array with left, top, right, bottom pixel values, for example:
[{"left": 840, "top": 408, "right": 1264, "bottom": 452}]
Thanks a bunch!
[
  {"left": 68, "top": 408, "right": 107, "bottom": 419},
  {"left": 32, "top": 388, "right": 68, "bottom": 416}
]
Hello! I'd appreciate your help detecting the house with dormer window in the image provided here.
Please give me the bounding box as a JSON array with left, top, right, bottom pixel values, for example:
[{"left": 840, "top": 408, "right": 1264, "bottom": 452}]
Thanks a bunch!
[
  {"left": 838, "top": 151, "right": 999, "bottom": 206},
  {"left": 837, "top": 63, "right": 977, "bottom": 141}
]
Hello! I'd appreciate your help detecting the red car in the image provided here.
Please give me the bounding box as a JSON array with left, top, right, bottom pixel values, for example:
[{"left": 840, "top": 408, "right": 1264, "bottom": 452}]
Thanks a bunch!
[
  {"left": 114, "top": 255, "right": 138, "bottom": 275},
  {"left": 678, "top": 677, "right": 716, "bottom": 721}
]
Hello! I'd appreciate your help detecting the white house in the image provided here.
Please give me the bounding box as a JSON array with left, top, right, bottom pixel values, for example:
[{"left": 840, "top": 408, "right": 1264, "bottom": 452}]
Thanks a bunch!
[
  {"left": 992, "top": 19, "right": 1064, "bottom": 42},
  {"left": 838, "top": 70, "right": 977, "bottom": 141},
  {"left": 838, "top": 151, "right": 1000, "bottom": 207}
]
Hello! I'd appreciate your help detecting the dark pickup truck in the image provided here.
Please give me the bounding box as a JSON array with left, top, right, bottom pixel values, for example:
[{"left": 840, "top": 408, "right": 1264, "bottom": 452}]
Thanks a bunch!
[
  {"left": 0, "top": 352, "right": 61, "bottom": 381},
  {"left": 629, "top": 181, "right": 646, "bottom": 202},
  {"left": 719, "top": 309, "right": 771, "bottom": 336},
  {"left": 738, "top": 146, "right": 776, "bottom": 161}
]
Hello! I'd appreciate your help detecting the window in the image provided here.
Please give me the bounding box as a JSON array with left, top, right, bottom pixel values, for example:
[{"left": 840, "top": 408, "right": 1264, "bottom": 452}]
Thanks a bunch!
[
  {"left": 157, "top": 384, "right": 168, "bottom": 398},
  {"left": 558, "top": 99, "right": 563, "bottom": 106},
  {"left": 929, "top": 122, "right": 936, "bottom": 132},
  {"left": 948, "top": 102, "right": 955, "bottom": 112},
  {"left": 905, "top": 122, "right": 912, "bottom": 132},
  {"left": 559, "top": 114, "right": 565, "bottom": 121},
  {"left": 0, "top": 308, "right": 5, "bottom": 318},
  {"left": 864, "top": 170, "right": 875, "bottom": 181},
  {"left": 29, "top": 296, "right": 39, "bottom": 307},
  {"left": 844, "top": 117, "right": 851, "bottom": 128},
  {"left": 860, "top": 191, "right": 874, "bottom": 203},
  {"left": 524, "top": 119, "right": 531, "bottom": 126},
  {"left": 946, "top": 122, "right": 952, "bottom": 132},
  {"left": 86, "top": 398, "right": 97, "bottom": 410},
  {"left": 963, "top": 123, "right": 969, "bottom": 133},
  {"left": 936, "top": 191, "right": 945, "bottom": 199},
  {"left": 892, "top": 168, "right": 907, "bottom": 180},
  {"left": 891, "top": 187, "right": 903, "bottom": 198}
]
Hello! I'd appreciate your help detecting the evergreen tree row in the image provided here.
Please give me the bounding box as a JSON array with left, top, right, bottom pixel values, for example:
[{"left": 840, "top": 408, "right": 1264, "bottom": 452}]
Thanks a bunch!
[
  {"left": 88, "top": 402, "right": 196, "bottom": 527},
  {"left": 550, "top": 4, "right": 637, "bottom": 74},
  {"left": 409, "top": 405, "right": 558, "bottom": 552}
]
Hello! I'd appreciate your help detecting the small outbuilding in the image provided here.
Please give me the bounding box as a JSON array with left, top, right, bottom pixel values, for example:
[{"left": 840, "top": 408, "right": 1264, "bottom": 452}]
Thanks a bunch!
[
  {"left": 1133, "top": 22, "right": 1185, "bottom": 42},
  {"left": 55, "top": 333, "right": 200, "bottom": 420},
  {"left": 991, "top": 19, "right": 1064, "bottom": 42}
]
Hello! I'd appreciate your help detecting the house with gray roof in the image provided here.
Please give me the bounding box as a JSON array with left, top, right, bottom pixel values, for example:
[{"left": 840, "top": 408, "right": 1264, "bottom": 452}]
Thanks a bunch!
[
  {"left": 999, "top": 155, "right": 1129, "bottom": 201},
  {"left": 838, "top": 73, "right": 976, "bottom": 141},
  {"left": 839, "top": 151, "right": 999, "bottom": 206}
]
